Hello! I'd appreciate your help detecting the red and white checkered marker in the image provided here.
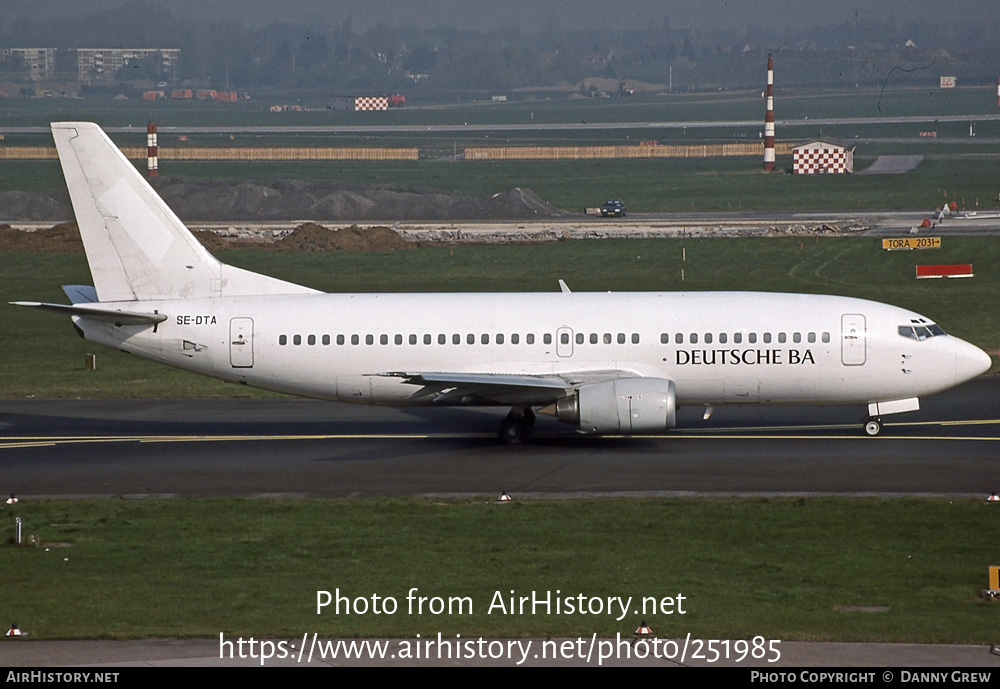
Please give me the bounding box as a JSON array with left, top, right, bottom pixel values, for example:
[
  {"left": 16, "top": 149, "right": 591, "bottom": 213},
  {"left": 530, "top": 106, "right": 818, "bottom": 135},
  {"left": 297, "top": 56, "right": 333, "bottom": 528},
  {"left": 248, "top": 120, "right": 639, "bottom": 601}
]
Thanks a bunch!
[
  {"left": 6, "top": 623, "right": 22, "bottom": 637},
  {"left": 497, "top": 491, "right": 512, "bottom": 503},
  {"left": 634, "top": 620, "right": 653, "bottom": 636}
]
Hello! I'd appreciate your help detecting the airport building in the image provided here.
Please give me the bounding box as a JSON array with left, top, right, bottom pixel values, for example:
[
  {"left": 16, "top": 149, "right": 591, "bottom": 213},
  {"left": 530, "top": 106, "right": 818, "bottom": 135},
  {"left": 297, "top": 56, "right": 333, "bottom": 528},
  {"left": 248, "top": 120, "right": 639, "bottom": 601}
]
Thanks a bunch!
[
  {"left": 76, "top": 48, "right": 179, "bottom": 82},
  {"left": 792, "top": 140, "right": 855, "bottom": 175},
  {"left": 1, "top": 48, "right": 57, "bottom": 80}
]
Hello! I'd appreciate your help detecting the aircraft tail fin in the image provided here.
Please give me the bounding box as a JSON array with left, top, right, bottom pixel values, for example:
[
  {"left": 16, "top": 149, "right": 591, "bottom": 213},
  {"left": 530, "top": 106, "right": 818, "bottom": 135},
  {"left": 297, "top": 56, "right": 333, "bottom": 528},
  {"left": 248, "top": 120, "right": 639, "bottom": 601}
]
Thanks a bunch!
[{"left": 51, "top": 122, "right": 317, "bottom": 302}]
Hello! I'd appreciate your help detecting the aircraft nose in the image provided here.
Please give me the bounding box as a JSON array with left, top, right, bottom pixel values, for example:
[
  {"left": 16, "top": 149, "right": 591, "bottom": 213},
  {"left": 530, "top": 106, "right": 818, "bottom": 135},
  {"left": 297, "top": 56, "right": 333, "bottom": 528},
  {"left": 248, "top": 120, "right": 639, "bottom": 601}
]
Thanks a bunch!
[{"left": 954, "top": 338, "right": 992, "bottom": 383}]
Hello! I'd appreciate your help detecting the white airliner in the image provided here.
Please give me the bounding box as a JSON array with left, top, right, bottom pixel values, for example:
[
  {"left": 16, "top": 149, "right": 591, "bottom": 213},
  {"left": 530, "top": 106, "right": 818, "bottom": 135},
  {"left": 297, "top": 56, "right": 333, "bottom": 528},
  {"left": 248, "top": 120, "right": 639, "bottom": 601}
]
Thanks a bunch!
[{"left": 13, "top": 122, "right": 992, "bottom": 443}]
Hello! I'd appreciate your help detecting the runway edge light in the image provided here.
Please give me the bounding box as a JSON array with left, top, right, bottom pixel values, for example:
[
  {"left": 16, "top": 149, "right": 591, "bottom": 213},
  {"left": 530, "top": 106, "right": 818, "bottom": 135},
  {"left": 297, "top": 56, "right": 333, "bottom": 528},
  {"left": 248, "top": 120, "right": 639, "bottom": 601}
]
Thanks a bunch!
[
  {"left": 497, "top": 491, "right": 512, "bottom": 503},
  {"left": 5, "top": 623, "right": 22, "bottom": 637},
  {"left": 5, "top": 493, "right": 17, "bottom": 505},
  {"left": 634, "top": 620, "right": 653, "bottom": 636}
]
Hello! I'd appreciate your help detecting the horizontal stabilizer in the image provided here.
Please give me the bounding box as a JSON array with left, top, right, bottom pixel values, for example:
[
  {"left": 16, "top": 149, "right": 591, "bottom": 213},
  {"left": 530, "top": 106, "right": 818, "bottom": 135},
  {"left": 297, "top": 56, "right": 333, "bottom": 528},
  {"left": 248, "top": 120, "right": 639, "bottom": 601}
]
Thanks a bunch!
[
  {"left": 11, "top": 301, "right": 167, "bottom": 326},
  {"left": 63, "top": 284, "right": 98, "bottom": 304}
]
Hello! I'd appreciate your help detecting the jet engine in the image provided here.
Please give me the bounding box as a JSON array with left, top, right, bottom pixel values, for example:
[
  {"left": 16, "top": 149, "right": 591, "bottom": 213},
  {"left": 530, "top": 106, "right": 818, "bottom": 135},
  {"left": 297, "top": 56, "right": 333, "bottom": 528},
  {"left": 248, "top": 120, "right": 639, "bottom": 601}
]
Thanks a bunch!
[{"left": 547, "top": 377, "right": 676, "bottom": 434}]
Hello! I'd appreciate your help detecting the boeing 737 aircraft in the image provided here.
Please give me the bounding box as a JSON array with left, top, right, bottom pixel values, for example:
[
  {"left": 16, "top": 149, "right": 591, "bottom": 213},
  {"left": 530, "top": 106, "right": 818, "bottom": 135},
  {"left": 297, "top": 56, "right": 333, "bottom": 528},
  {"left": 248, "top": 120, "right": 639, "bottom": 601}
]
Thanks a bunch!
[{"left": 13, "top": 122, "right": 993, "bottom": 443}]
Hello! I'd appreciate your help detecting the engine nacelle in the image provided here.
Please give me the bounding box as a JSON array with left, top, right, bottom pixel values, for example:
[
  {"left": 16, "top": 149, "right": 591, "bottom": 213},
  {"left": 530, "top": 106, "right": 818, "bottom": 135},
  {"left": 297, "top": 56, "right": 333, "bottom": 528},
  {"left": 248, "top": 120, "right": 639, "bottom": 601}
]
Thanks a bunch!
[{"left": 552, "top": 377, "right": 676, "bottom": 434}]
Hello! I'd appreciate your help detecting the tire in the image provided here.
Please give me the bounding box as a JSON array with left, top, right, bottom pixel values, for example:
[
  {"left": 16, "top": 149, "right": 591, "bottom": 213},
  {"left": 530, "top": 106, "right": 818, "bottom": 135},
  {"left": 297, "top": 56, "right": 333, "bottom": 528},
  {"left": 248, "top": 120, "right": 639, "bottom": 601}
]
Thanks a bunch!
[{"left": 864, "top": 418, "right": 882, "bottom": 437}]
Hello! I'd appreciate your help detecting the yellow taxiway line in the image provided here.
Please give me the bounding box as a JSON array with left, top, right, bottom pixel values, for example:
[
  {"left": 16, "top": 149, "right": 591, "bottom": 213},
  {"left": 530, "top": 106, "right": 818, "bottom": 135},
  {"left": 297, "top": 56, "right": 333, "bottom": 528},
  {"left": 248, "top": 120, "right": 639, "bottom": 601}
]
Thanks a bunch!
[{"left": 1, "top": 418, "right": 999, "bottom": 449}]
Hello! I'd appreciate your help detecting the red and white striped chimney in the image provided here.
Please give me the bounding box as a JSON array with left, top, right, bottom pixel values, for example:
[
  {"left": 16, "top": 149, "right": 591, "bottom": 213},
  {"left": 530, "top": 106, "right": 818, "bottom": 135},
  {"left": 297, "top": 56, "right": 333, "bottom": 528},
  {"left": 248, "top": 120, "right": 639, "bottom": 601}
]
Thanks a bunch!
[
  {"left": 147, "top": 121, "right": 158, "bottom": 177},
  {"left": 763, "top": 55, "right": 775, "bottom": 172}
]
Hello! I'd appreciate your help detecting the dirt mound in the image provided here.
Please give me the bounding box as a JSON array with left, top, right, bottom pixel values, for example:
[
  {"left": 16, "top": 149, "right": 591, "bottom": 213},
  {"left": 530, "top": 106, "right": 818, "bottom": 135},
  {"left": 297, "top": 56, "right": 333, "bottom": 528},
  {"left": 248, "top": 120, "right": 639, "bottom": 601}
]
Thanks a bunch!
[
  {"left": 0, "top": 221, "right": 413, "bottom": 253},
  {"left": 274, "top": 223, "right": 413, "bottom": 252},
  {"left": 0, "top": 222, "right": 83, "bottom": 252},
  {"left": 0, "top": 177, "right": 567, "bottom": 223},
  {"left": 0, "top": 190, "right": 71, "bottom": 222}
]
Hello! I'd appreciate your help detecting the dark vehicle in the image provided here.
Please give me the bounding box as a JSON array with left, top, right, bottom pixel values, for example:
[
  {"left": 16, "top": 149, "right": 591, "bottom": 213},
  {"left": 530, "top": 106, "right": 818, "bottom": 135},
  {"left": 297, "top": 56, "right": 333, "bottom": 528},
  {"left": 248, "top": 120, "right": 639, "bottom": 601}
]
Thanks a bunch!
[{"left": 600, "top": 199, "right": 626, "bottom": 217}]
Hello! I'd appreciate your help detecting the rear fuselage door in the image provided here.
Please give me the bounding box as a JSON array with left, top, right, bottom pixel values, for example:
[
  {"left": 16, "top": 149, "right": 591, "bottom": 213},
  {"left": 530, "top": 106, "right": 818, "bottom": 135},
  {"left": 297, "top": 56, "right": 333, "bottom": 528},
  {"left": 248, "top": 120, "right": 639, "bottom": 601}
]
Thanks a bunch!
[{"left": 230, "top": 317, "right": 254, "bottom": 368}]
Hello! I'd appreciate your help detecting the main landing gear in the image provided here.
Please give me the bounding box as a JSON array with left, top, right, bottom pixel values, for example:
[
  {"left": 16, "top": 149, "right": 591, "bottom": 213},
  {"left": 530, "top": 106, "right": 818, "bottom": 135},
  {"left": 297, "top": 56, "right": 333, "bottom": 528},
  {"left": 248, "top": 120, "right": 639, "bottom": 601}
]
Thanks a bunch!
[
  {"left": 498, "top": 407, "right": 535, "bottom": 445},
  {"left": 863, "top": 416, "right": 883, "bottom": 437}
]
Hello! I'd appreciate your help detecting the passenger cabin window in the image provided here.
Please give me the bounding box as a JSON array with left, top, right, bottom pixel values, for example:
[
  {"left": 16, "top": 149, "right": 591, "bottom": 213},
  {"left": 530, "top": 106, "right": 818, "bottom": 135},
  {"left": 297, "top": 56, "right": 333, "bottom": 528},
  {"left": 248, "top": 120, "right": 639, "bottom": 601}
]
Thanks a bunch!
[{"left": 279, "top": 335, "right": 287, "bottom": 345}]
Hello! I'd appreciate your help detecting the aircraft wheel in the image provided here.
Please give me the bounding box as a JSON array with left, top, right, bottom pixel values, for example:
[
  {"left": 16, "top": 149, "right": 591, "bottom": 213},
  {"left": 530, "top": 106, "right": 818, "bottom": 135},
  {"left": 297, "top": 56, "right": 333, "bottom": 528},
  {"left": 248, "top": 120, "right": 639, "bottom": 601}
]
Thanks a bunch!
[
  {"left": 863, "top": 417, "right": 883, "bottom": 437},
  {"left": 498, "top": 409, "right": 534, "bottom": 445}
]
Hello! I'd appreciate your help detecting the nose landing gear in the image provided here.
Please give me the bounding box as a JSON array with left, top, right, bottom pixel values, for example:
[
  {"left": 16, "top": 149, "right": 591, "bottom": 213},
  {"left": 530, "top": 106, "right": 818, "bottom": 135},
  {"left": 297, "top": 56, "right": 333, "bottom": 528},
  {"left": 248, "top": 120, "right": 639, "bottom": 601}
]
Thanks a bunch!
[{"left": 863, "top": 416, "right": 883, "bottom": 437}]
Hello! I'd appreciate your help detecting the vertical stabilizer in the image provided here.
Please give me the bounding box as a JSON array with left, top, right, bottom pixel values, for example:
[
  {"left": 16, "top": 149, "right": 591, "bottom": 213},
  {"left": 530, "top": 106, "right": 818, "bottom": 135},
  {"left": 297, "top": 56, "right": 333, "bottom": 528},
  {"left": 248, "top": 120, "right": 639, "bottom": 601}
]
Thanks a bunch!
[{"left": 51, "top": 122, "right": 317, "bottom": 302}]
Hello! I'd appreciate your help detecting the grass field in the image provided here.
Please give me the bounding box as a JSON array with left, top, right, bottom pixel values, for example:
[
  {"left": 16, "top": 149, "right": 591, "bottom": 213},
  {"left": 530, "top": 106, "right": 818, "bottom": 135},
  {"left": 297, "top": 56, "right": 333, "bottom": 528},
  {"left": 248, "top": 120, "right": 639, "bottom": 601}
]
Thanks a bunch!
[
  {"left": 3, "top": 87, "right": 999, "bottom": 649},
  {"left": 3, "top": 85, "right": 998, "bottom": 127},
  {"left": 3, "top": 154, "right": 998, "bottom": 213},
  {"left": 3, "top": 84, "right": 999, "bottom": 214},
  {"left": 3, "top": 496, "right": 999, "bottom": 642},
  {"left": 2, "top": 237, "right": 998, "bottom": 399}
]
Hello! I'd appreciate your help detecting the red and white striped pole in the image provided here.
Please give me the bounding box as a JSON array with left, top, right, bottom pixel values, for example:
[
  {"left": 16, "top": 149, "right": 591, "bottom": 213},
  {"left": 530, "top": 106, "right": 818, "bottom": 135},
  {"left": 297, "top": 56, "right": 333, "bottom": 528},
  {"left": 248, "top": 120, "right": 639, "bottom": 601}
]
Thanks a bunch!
[
  {"left": 147, "top": 121, "right": 158, "bottom": 177},
  {"left": 763, "top": 55, "right": 775, "bottom": 172}
]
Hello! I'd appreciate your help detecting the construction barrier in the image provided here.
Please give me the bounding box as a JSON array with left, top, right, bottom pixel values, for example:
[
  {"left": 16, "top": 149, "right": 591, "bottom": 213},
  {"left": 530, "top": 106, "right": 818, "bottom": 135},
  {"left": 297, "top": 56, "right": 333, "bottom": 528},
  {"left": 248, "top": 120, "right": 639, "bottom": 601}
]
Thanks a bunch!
[
  {"left": 464, "top": 142, "right": 795, "bottom": 161},
  {"left": 0, "top": 146, "right": 419, "bottom": 161}
]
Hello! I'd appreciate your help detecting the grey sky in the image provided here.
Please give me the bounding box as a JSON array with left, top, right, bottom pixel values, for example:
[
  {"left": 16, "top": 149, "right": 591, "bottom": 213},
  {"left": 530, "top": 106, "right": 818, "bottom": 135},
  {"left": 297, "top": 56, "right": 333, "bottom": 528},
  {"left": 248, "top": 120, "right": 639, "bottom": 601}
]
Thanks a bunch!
[{"left": 5, "top": 0, "right": 996, "bottom": 33}]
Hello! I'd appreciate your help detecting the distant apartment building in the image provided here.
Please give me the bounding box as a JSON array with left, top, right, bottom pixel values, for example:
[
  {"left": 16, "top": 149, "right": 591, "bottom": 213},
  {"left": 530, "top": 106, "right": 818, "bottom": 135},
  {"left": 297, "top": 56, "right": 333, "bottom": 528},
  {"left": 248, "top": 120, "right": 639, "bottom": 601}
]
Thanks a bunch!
[
  {"left": 1, "top": 48, "right": 57, "bottom": 80},
  {"left": 76, "top": 48, "right": 179, "bottom": 82}
]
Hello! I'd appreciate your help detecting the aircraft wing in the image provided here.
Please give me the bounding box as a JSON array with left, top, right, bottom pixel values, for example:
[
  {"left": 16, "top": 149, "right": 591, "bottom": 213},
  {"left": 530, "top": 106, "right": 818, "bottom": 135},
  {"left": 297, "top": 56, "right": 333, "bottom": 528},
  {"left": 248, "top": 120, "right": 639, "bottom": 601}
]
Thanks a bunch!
[{"left": 378, "top": 370, "right": 626, "bottom": 405}]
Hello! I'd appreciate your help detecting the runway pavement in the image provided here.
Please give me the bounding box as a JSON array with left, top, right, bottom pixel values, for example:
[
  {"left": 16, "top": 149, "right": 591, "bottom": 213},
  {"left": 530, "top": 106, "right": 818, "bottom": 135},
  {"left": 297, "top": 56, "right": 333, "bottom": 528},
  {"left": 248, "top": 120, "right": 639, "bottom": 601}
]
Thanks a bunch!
[{"left": 2, "top": 377, "right": 998, "bottom": 499}]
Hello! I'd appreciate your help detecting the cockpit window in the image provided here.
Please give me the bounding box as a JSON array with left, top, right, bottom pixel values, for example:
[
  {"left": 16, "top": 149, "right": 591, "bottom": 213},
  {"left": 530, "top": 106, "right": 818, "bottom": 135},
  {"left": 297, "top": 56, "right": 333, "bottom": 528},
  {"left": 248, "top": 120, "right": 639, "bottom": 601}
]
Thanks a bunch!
[{"left": 898, "top": 323, "right": 947, "bottom": 341}]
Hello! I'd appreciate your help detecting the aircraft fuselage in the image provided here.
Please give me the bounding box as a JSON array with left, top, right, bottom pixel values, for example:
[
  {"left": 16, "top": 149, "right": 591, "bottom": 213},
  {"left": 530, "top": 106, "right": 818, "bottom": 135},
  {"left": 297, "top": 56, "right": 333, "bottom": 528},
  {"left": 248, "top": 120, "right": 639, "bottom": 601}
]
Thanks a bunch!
[{"left": 75, "top": 290, "right": 987, "bottom": 410}]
